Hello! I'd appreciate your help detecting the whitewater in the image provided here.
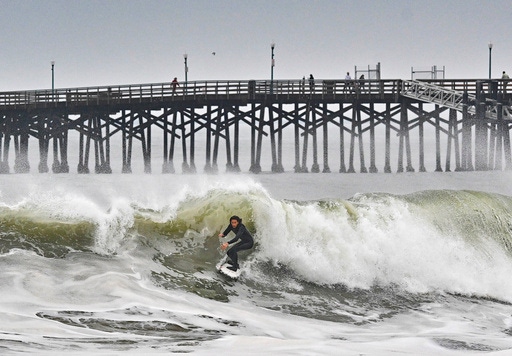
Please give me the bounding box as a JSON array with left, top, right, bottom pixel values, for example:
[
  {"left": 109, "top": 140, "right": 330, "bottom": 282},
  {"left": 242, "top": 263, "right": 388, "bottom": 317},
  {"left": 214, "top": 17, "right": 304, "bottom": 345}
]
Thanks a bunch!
[{"left": 2, "top": 171, "right": 512, "bottom": 355}]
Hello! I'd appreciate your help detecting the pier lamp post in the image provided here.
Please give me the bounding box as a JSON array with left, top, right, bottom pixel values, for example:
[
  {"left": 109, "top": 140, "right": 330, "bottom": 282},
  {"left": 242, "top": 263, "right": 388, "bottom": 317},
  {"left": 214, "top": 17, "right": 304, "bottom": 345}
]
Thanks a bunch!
[
  {"left": 270, "top": 42, "right": 275, "bottom": 95},
  {"left": 51, "top": 60, "right": 55, "bottom": 101},
  {"left": 488, "top": 42, "right": 493, "bottom": 79},
  {"left": 183, "top": 53, "right": 188, "bottom": 89}
]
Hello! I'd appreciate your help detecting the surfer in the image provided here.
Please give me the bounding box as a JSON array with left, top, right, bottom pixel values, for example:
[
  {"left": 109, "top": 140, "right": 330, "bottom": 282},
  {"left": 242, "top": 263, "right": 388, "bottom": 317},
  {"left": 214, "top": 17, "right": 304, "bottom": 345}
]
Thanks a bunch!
[{"left": 218, "top": 215, "right": 254, "bottom": 272}]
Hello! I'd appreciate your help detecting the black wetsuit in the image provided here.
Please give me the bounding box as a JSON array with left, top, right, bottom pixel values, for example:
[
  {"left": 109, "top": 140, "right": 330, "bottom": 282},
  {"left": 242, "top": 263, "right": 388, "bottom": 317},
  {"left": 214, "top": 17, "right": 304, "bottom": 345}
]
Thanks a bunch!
[{"left": 223, "top": 223, "right": 254, "bottom": 269}]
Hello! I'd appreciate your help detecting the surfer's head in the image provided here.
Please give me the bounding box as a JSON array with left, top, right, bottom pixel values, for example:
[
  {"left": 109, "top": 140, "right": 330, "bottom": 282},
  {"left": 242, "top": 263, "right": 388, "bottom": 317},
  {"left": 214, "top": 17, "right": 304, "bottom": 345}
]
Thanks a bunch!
[{"left": 229, "top": 215, "right": 242, "bottom": 228}]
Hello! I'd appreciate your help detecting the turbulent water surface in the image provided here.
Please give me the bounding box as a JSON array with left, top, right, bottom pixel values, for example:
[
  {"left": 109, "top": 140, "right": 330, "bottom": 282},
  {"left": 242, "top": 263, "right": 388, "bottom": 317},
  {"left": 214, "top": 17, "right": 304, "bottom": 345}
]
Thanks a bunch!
[{"left": 2, "top": 172, "right": 512, "bottom": 355}]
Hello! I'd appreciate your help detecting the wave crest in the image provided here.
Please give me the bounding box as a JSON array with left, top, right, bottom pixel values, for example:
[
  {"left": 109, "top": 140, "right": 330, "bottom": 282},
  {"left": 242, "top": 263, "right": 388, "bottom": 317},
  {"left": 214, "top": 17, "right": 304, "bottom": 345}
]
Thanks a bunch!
[{"left": 2, "top": 184, "right": 512, "bottom": 301}]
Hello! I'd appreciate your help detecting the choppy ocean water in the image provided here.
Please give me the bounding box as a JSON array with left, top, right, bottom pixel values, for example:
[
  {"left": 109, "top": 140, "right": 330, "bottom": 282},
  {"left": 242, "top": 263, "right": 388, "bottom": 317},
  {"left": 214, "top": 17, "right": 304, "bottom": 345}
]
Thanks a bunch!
[{"left": 1, "top": 171, "right": 512, "bottom": 355}]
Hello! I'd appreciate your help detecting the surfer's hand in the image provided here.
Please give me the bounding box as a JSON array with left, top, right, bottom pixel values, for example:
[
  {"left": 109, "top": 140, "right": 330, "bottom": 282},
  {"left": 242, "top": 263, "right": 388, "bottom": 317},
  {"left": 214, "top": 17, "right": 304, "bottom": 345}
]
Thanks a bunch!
[
  {"left": 218, "top": 233, "right": 224, "bottom": 237},
  {"left": 220, "top": 242, "right": 228, "bottom": 251}
]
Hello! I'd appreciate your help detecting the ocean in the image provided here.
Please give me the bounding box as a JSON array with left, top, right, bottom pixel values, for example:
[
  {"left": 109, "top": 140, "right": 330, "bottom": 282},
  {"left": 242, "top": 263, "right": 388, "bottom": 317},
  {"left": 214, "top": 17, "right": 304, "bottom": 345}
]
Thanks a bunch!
[{"left": 2, "top": 170, "right": 512, "bottom": 355}]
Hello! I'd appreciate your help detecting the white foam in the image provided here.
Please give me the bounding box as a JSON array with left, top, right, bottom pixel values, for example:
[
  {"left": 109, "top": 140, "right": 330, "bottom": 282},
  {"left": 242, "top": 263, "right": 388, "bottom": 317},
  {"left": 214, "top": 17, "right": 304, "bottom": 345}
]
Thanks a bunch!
[
  {"left": 2, "top": 172, "right": 512, "bottom": 354},
  {"left": 252, "top": 189, "right": 512, "bottom": 301}
]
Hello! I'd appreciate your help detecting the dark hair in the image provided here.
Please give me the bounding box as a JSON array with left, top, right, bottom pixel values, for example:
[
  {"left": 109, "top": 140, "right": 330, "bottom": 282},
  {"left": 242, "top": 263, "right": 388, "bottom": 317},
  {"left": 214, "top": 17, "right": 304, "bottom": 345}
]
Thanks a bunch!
[{"left": 229, "top": 215, "right": 242, "bottom": 223}]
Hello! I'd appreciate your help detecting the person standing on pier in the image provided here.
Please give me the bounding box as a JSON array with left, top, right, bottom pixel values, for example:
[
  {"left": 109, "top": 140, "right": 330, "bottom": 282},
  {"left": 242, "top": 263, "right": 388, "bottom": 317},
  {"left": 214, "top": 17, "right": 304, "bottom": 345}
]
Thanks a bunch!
[
  {"left": 172, "top": 77, "right": 179, "bottom": 93},
  {"left": 358, "top": 74, "right": 365, "bottom": 93},
  {"left": 309, "top": 74, "right": 315, "bottom": 93},
  {"left": 344, "top": 72, "right": 352, "bottom": 93},
  {"left": 502, "top": 71, "right": 509, "bottom": 94}
]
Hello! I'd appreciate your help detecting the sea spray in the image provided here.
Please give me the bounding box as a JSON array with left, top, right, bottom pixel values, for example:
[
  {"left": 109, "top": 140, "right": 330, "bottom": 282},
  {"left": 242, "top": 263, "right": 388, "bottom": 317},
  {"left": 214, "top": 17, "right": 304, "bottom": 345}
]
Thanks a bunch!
[
  {"left": 249, "top": 190, "right": 512, "bottom": 300},
  {"left": 93, "top": 197, "right": 135, "bottom": 254}
]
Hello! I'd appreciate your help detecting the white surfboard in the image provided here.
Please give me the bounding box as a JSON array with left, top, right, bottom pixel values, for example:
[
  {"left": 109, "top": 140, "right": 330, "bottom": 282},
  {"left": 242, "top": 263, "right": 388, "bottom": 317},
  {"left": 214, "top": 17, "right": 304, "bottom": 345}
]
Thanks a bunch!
[
  {"left": 219, "top": 264, "right": 242, "bottom": 279},
  {"left": 216, "top": 255, "right": 242, "bottom": 279}
]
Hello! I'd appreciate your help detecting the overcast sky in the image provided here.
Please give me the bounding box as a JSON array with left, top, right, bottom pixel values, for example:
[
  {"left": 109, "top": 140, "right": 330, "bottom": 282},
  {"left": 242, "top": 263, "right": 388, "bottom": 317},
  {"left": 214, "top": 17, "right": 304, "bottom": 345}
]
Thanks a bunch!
[{"left": 1, "top": 0, "right": 511, "bottom": 91}]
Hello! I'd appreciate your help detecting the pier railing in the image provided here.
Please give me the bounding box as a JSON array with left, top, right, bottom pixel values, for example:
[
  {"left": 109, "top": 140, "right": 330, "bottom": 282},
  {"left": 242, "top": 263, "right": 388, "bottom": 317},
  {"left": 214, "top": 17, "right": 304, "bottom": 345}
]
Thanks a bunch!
[{"left": 0, "top": 79, "right": 509, "bottom": 109}]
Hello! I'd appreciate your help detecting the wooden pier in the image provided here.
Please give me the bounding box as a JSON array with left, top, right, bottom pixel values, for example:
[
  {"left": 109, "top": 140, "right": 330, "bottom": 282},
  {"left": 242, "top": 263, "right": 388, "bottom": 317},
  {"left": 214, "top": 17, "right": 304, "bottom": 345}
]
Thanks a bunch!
[{"left": 0, "top": 78, "right": 510, "bottom": 174}]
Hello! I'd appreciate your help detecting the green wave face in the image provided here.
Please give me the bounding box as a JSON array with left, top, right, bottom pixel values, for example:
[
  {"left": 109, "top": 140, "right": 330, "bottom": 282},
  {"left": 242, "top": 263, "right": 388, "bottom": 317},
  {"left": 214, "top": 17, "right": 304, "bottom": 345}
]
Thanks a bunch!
[
  {"left": 399, "top": 190, "right": 512, "bottom": 253},
  {"left": 133, "top": 188, "right": 259, "bottom": 239},
  {"left": 0, "top": 207, "right": 96, "bottom": 258}
]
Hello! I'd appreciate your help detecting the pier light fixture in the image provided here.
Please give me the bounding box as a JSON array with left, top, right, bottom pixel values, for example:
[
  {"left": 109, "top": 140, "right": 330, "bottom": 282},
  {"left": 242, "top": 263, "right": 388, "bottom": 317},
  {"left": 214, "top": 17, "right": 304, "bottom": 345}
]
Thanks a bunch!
[
  {"left": 270, "top": 42, "right": 275, "bottom": 95},
  {"left": 183, "top": 53, "right": 188, "bottom": 87},
  {"left": 51, "top": 60, "right": 55, "bottom": 100},
  {"left": 488, "top": 42, "right": 493, "bottom": 79}
]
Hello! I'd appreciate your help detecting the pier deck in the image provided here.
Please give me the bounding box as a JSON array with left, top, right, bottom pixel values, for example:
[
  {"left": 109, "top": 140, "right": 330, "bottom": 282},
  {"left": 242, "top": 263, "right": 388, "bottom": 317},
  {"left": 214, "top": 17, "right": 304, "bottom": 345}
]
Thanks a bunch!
[{"left": 0, "top": 78, "right": 510, "bottom": 174}]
